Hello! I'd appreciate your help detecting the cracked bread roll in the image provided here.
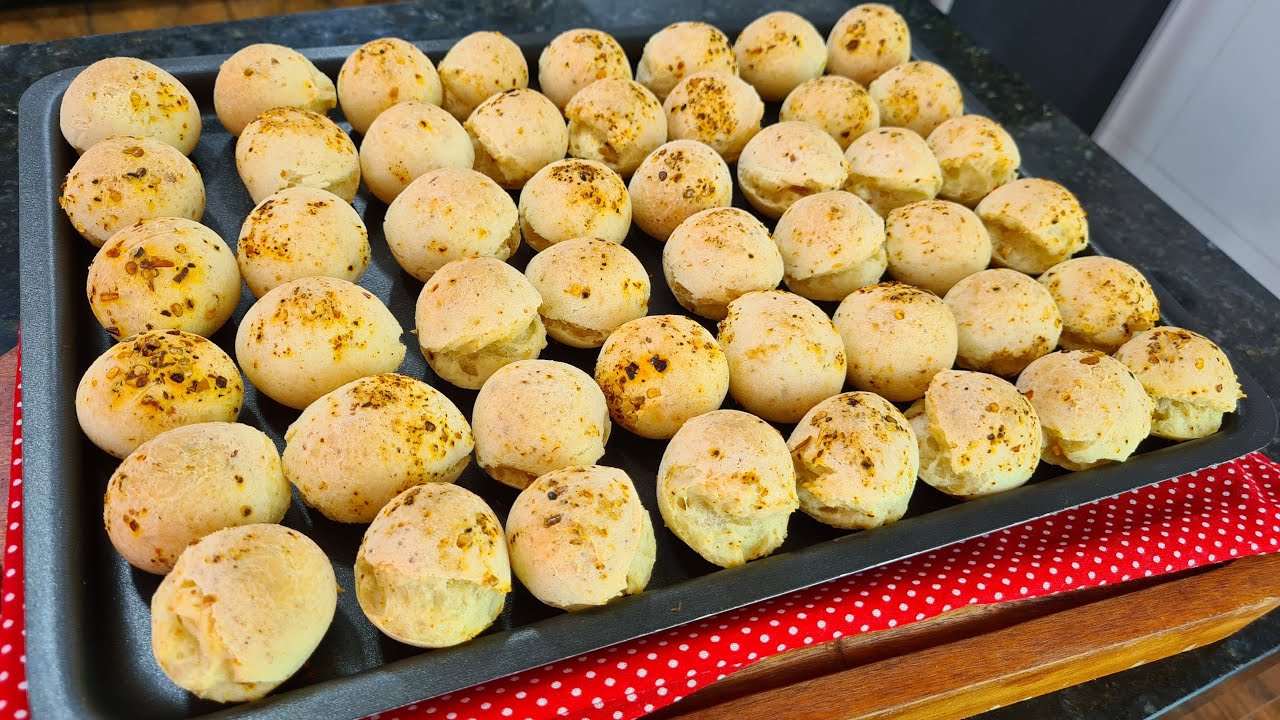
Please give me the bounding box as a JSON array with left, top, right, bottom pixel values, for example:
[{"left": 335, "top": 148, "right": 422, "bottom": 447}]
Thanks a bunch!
[
  {"left": 975, "top": 177, "right": 1089, "bottom": 274},
  {"left": 473, "top": 360, "right": 610, "bottom": 489},
  {"left": 438, "top": 31, "right": 529, "bottom": 120},
  {"left": 662, "top": 207, "right": 784, "bottom": 320},
  {"left": 214, "top": 43, "right": 336, "bottom": 137},
  {"left": 788, "top": 392, "right": 918, "bottom": 530},
  {"left": 663, "top": 71, "right": 764, "bottom": 163},
  {"left": 637, "top": 21, "right": 738, "bottom": 101},
  {"left": 518, "top": 158, "right": 632, "bottom": 251},
  {"left": 737, "top": 120, "right": 850, "bottom": 219},
  {"left": 905, "top": 370, "right": 1041, "bottom": 499},
  {"left": 718, "top": 290, "right": 847, "bottom": 423},
  {"left": 507, "top": 465, "right": 654, "bottom": 609},
  {"left": 77, "top": 330, "right": 243, "bottom": 458},
  {"left": 1038, "top": 256, "right": 1160, "bottom": 353},
  {"left": 524, "top": 237, "right": 649, "bottom": 348},
  {"left": 237, "top": 186, "right": 370, "bottom": 298},
  {"left": 927, "top": 114, "right": 1020, "bottom": 207},
  {"left": 565, "top": 78, "right": 667, "bottom": 178},
  {"left": 337, "top": 37, "right": 442, "bottom": 136},
  {"left": 773, "top": 190, "right": 886, "bottom": 301},
  {"left": 869, "top": 61, "right": 963, "bottom": 138},
  {"left": 59, "top": 135, "right": 205, "bottom": 247},
  {"left": 104, "top": 422, "right": 289, "bottom": 574},
  {"left": 151, "top": 524, "right": 336, "bottom": 702},
  {"left": 843, "top": 127, "right": 942, "bottom": 217},
  {"left": 235, "top": 107, "right": 360, "bottom": 203},
  {"left": 945, "top": 268, "right": 1062, "bottom": 378},
  {"left": 594, "top": 314, "right": 729, "bottom": 440},
  {"left": 384, "top": 167, "right": 518, "bottom": 282},
  {"left": 88, "top": 217, "right": 240, "bottom": 339},
  {"left": 834, "top": 282, "right": 958, "bottom": 402},
  {"left": 657, "top": 410, "right": 797, "bottom": 567},
  {"left": 780, "top": 75, "right": 880, "bottom": 150},
  {"left": 359, "top": 101, "right": 474, "bottom": 205},
  {"left": 356, "top": 484, "right": 510, "bottom": 647},
  {"left": 885, "top": 199, "right": 991, "bottom": 296},
  {"left": 60, "top": 57, "right": 201, "bottom": 155},
  {"left": 1114, "top": 327, "right": 1242, "bottom": 440},
  {"left": 1016, "top": 350, "right": 1153, "bottom": 470},
  {"left": 826, "top": 3, "right": 911, "bottom": 87},
  {"left": 733, "top": 11, "right": 827, "bottom": 102},
  {"left": 415, "top": 257, "right": 546, "bottom": 389},
  {"left": 235, "top": 276, "right": 405, "bottom": 409},
  {"left": 628, "top": 139, "right": 733, "bottom": 241},
  {"left": 283, "top": 373, "right": 473, "bottom": 523},
  {"left": 466, "top": 88, "right": 568, "bottom": 189},
  {"left": 538, "top": 29, "right": 632, "bottom": 110}
]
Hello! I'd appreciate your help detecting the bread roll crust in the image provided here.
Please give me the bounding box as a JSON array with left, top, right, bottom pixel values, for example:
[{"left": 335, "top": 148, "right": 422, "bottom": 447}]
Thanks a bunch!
[
  {"left": 524, "top": 238, "right": 650, "bottom": 348},
  {"left": 868, "top": 61, "right": 963, "bottom": 138},
  {"left": 438, "top": 31, "right": 529, "bottom": 120},
  {"left": 826, "top": 3, "right": 911, "bottom": 87},
  {"left": 359, "top": 101, "right": 474, "bottom": 205},
  {"left": 834, "top": 282, "right": 958, "bottom": 402},
  {"left": 60, "top": 57, "right": 201, "bottom": 155},
  {"left": 843, "top": 127, "right": 942, "bottom": 217},
  {"left": 733, "top": 12, "right": 827, "bottom": 102},
  {"left": 773, "top": 190, "right": 886, "bottom": 301},
  {"left": 237, "top": 186, "right": 370, "bottom": 297},
  {"left": 927, "top": 114, "right": 1020, "bottom": 207},
  {"left": 944, "top": 268, "right": 1062, "bottom": 377},
  {"left": 518, "top": 158, "right": 632, "bottom": 251},
  {"left": 1114, "top": 327, "right": 1242, "bottom": 440},
  {"left": 737, "top": 121, "right": 850, "bottom": 219},
  {"left": 234, "top": 107, "right": 359, "bottom": 204},
  {"left": 538, "top": 29, "right": 632, "bottom": 110},
  {"left": 628, "top": 140, "right": 733, "bottom": 240},
  {"left": 465, "top": 88, "right": 567, "bottom": 189},
  {"left": 637, "top": 21, "right": 738, "bottom": 101},
  {"left": 780, "top": 75, "right": 880, "bottom": 150},
  {"left": 214, "top": 43, "right": 336, "bottom": 137},
  {"left": 662, "top": 207, "right": 784, "bottom": 320},
  {"left": 976, "top": 178, "right": 1089, "bottom": 274},
  {"left": 1038, "top": 256, "right": 1160, "bottom": 353},
  {"left": 885, "top": 199, "right": 991, "bottom": 295},
  {"left": 337, "top": 38, "right": 443, "bottom": 135},
  {"left": 565, "top": 78, "right": 667, "bottom": 177}
]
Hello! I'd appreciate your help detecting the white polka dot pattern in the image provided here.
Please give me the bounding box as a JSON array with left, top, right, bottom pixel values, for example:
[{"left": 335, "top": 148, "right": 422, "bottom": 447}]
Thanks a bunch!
[{"left": 0, "top": 348, "right": 1277, "bottom": 720}]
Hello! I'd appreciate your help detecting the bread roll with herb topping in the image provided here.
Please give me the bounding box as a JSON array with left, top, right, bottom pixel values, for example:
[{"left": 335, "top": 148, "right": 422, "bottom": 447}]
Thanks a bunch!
[
  {"left": 104, "top": 422, "right": 289, "bottom": 574},
  {"left": 60, "top": 57, "right": 201, "bottom": 155},
  {"left": 826, "top": 4, "right": 911, "bottom": 87},
  {"left": 737, "top": 121, "right": 850, "bottom": 219},
  {"left": 594, "top": 314, "right": 729, "bottom": 440},
  {"left": 733, "top": 11, "right": 827, "bottom": 101},
  {"left": 718, "top": 290, "right": 847, "bottom": 423},
  {"left": 637, "top": 21, "right": 738, "bottom": 101},
  {"left": 565, "top": 78, "right": 667, "bottom": 177},
  {"left": 235, "top": 276, "right": 405, "bottom": 409},
  {"left": 415, "top": 257, "right": 546, "bottom": 389},
  {"left": 358, "top": 101, "right": 474, "bottom": 204},
  {"left": 843, "top": 127, "right": 942, "bottom": 217},
  {"left": 384, "top": 168, "right": 518, "bottom": 282},
  {"left": 465, "top": 88, "right": 568, "bottom": 189},
  {"left": 1016, "top": 350, "right": 1152, "bottom": 470},
  {"left": 151, "top": 524, "right": 336, "bottom": 702},
  {"left": 59, "top": 135, "right": 205, "bottom": 247},
  {"left": 662, "top": 207, "right": 784, "bottom": 320},
  {"left": 88, "top": 217, "right": 240, "bottom": 339},
  {"left": 337, "top": 37, "right": 442, "bottom": 135},
  {"left": 944, "top": 268, "right": 1062, "bottom": 377},
  {"left": 663, "top": 71, "right": 764, "bottom": 163},
  {"left": 885, "top": 199, "right": 991, "bottom": 296},
  {"left": 927, "top": 114, "right": 1020, "bottom": 207},
  {"left": 234, "top": 107, "right": 359, "bottom": 203},
  {"left": 834, "top": 282, "right": 958, "bottom": 402},
  {"left": 628, "top": 139, "right": 733, "bottom": 240},
  {"left": 773, "top": 190, "right": 886, "bottom": 301},
  {"left": 237, "top": 186, "right": 370, "bottom": 297},
  {"left": 472, "top": 360, "right": 610, "bottom": 489},
  {"left": 357, "top": 484, "right": 509, "bottom": 647},
  {"left": 438, "top": 31, "right": 529, "bottom": 120},
  {"left": 77, "top": 330, "right": 243, "bottom": 458},
  {"left": 905, "top": 370, "right": 1041, "bottom": 499},
  {"left": 1038, "top": 256, "right": 1159, "bottom": 353},
  {"left": 524, "top": 237, "right": 649, "bottom": 348},
  {"left": 1114, "top": 327, "right": 1242, "bottom": 440},
  {"left": 658, "top": 410, "right": 797, "bottom": 567},
  {"left": 283, "top": 373, "right": 473, "bottom": 523},
  {"left": 507, "top": 465, "right": 654, "bottom": 609},
  {"left": 538, "top": 29, "right": 632, "bottom": 110},
  {"left": 214, "top": 43, "right": 336, "bottom": 137},
  {"left": 780, "top": 75, "right": 880, "bottom": 150},
  {"left": 975, "top": 178, "right": 1089, "bottom": 274},
  {"left": 518, "top": 158, "right": 632, "bottom": 251},
  {"left": 869, "top": 61, "right": 963, "bottom": 138}
]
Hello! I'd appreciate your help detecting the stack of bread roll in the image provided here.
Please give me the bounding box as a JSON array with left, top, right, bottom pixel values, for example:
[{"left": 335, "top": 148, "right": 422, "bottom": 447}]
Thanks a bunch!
[{"left": 57, "top": 4, "right": 1243, "bottom": 704}]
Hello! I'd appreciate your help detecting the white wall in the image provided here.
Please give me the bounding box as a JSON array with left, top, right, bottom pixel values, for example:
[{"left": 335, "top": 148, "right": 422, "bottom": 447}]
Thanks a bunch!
[{"left": 1094, "top": 0, "right": 1280, "bottom": 298}]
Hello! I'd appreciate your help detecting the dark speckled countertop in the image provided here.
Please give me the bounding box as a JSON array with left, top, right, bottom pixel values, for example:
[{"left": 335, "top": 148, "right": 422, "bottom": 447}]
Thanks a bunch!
[{"left": 3, "top": 1, "right": 1279, "bottom": 717}]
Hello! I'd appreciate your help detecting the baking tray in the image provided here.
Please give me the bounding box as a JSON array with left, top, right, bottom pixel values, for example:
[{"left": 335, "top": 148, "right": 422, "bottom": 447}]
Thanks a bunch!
[{"left": 17, "top": 18, "right": 1277, "bottom": 720}]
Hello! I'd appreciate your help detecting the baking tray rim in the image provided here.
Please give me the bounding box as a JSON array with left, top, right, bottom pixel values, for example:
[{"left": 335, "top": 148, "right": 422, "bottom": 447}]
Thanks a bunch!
[{"left": 17, "top": 24, "right": 1279, "bottom": 720}]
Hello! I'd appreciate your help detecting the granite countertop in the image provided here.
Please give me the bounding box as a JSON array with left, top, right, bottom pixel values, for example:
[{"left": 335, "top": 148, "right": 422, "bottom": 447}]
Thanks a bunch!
[{"left": 2, "top": 0, "right": 1278, "bottom": 717}]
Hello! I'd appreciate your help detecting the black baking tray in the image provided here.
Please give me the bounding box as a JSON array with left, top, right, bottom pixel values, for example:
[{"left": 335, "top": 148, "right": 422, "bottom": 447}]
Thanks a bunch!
[{"left": 17, "top": 17, "right": 1277, "bottom": 720}]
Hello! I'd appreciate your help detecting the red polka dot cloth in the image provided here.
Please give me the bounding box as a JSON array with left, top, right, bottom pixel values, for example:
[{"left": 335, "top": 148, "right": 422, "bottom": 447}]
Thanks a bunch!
[{"left": 1, "top": 357, "right": 1278, "bottom": 720}]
